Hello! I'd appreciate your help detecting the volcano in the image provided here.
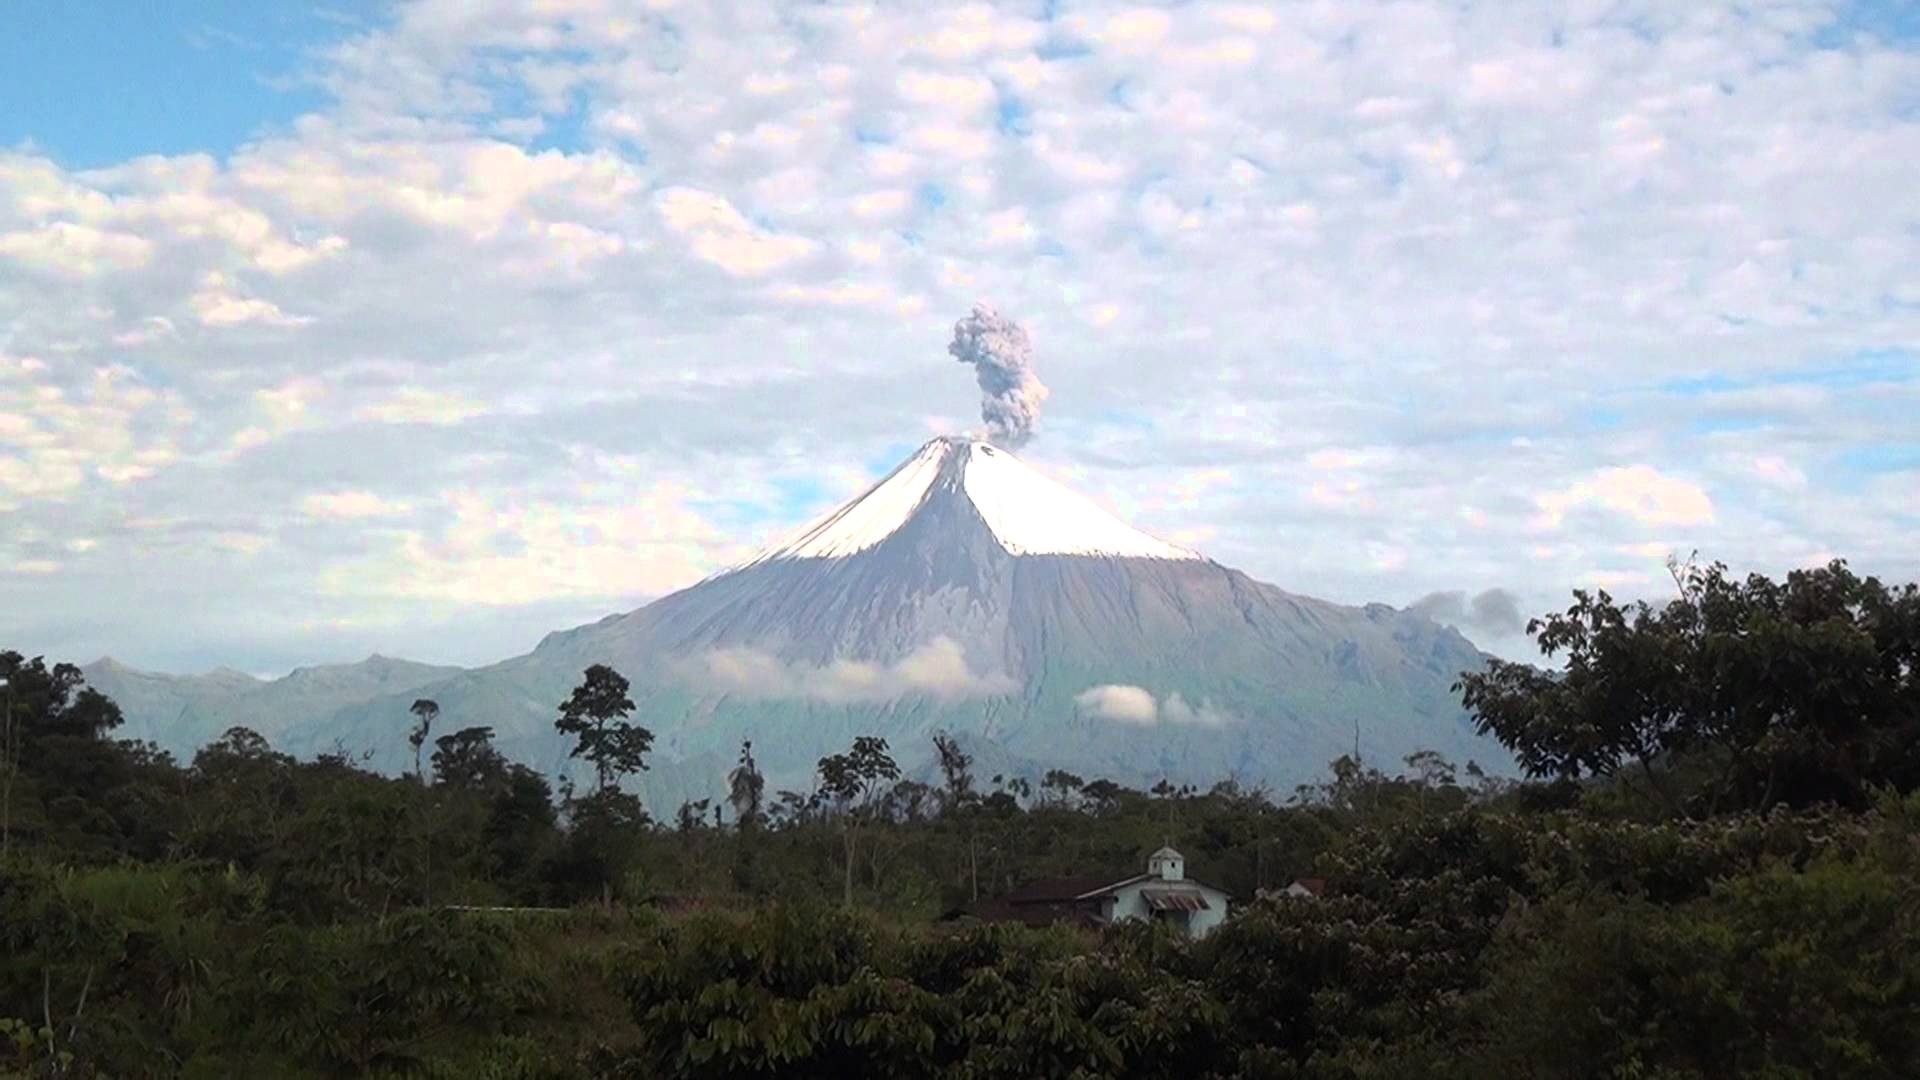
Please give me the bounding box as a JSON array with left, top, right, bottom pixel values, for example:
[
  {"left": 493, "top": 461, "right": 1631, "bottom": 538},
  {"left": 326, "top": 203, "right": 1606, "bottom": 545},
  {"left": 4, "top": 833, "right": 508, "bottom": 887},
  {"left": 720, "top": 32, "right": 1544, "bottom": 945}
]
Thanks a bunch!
[{"left": 93, "top": 436, "right": 1502, "bottom": 804}]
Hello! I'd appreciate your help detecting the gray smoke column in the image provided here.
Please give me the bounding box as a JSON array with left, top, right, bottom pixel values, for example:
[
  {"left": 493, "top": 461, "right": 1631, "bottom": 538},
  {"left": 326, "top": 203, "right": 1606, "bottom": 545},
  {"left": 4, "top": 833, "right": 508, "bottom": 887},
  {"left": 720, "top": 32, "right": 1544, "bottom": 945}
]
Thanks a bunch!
[{"left": 948, "top": 302, "right": 1049, "bottom": 448}]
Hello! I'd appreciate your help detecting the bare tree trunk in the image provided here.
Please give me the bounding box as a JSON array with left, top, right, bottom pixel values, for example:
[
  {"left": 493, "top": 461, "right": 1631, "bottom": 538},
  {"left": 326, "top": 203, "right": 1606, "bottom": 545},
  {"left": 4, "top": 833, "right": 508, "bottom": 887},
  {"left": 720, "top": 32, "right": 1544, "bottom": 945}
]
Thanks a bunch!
[
  {"left": 2, "top": 692, "right": 14, "bottom": 860},
  {"left": 423, "top": 802, "right": 433, "bottom": 909},
  {"left": 1636, "top": 754, "right": 1685, "bottom": 817},
  {"left": 42, "top": 968, "right": 53, "bottom": 1062},
  {"left": 67, "top": 966, "right": 92, "bottom": 1047},
  {"left": 1, "top": 758, "right": 12, "bottom": 860},
  {"left": 842, "top": 823, "right": 856, "bottom": 907}
]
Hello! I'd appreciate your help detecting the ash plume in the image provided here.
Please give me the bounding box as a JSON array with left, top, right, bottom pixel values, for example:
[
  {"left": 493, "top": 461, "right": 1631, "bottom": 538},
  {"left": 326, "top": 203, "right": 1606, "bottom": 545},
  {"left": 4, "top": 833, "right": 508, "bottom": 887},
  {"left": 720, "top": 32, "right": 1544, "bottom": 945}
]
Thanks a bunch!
[
  {"left": 948, "top": 302, "right": 1049, "bottom": 448},
  {"left": 1409, "top": 587, "right": 1525, "bottom": 638}
]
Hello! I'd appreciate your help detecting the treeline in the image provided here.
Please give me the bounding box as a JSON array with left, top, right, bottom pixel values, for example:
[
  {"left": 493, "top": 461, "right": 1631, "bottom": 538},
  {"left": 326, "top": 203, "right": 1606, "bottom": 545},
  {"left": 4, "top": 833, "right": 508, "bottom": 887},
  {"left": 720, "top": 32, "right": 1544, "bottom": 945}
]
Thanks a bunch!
[{"left": 0, "top": 559, "right": 1916, "bottom": 1077}]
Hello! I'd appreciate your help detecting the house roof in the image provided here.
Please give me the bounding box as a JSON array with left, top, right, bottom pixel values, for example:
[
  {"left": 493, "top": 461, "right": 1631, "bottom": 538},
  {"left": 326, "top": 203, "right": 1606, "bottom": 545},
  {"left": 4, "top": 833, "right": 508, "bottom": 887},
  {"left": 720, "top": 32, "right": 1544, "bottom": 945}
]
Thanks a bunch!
[
  {"left": 1071, "top": 873, "right": 1153, "bottom": 899},
  {"left": 1002, "top": 874, "right": 1131, "bottom": 904},
  {"left": 1074, "top": 873, "right": 1232, "bottom": 900},
  {"left": 1141, "top": 888, "right": 1211, "bottom": 912},
  {"left": 953, "top": 864, "right": 1234, "bottom": 930},
  {"left": 995, "top": 870, "right": 1232, "bottom": 906},
  {"left": 960, "top": 896, "right": 1106, "bottom": 929}
]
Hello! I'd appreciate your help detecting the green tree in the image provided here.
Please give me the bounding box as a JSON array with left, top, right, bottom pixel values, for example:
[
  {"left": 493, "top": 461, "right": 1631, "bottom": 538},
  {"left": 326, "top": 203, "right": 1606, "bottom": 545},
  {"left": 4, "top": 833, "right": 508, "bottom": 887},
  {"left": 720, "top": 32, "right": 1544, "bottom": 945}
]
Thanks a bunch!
[
  {"left": 931, "top": 731, "right": 973, "bottom": 808},
  {"left": 431, "top": 725, "right": 507, "bottom": 791},
  {"left": 183, "top": 726, "right": 296, "bottom": 868},
  {"left": 726, "top": 739, "right": 764, "bottom": 831},
  {"left": 1460, "top": 559, "right": 1920, "bottom": 814},
  {"left": 552, "top": 785, "right": 649, "bottom": 906},
  {"left": 1039, "top": 769, "right": 1083, "bottom": 808},
  {"left": 406, "top": 698, "right": 439, "bottom": 783},
  {"left": 1464, "top": 854, "right": 1920, "bottom": 1077},
  {"left": 0, "top": 652, "right": 137, "bottom": 859},
  {"left": 817, "top": 736, "right": 900, "bottom": 907},
  {"left": 0, "top": 666, "right": 15, "bottom": 860},
  {"left": 1079, "top": 777, "right": 1128, "bottom": 816},
  {"left": 555, "top": 665, "right": 653, "bottom": 794},
  {"left": 483, "top": 765, "right": 557, "bottom": 895}
]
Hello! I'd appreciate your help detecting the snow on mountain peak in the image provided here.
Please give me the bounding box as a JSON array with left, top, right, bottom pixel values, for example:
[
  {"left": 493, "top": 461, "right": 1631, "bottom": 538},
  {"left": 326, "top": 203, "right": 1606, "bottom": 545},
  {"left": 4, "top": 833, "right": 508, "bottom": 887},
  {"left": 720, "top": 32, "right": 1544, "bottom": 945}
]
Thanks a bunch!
[
  {"left": 958, "top": 440, "right": 1198, "bottom": 559},
  {"left": 748, "top": 436, "right": 1199, "bottom": 564},
  {"left": 751, "top": 439, "right": 949, "bottom": 561}
]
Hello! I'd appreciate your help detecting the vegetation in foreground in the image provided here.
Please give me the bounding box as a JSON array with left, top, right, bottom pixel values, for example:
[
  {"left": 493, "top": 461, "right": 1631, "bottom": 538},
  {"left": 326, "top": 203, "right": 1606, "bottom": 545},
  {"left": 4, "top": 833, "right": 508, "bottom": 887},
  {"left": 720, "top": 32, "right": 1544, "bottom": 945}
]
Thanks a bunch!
[{"left": 1, "top": 559, "right": 1916, "bottom": 1077}]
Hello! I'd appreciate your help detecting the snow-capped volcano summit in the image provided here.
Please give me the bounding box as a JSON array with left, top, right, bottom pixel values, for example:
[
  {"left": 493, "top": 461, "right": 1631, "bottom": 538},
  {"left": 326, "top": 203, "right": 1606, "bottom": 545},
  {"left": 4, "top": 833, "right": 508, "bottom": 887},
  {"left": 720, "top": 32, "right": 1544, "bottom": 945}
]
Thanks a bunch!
[{"left": 752, "top": 436, "right": 1198, "bottom": 564}]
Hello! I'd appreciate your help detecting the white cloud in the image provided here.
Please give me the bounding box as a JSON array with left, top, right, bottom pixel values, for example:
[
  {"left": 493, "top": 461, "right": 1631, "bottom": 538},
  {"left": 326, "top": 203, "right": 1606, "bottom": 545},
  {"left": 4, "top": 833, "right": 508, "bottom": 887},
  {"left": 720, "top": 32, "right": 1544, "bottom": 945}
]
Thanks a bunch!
[
  {"left": 354, "top": 388, "right": 486, "bottom": 426},
  {"left": 1079, "top": 9, "right": 1173, "bottom": 54},
  {"left": 897, "top": 70, "right": 997, "bottom": 113},
  {"left": 1208, "top": 5, "right": 1277, "bottom": 34},
  {"left": 1161, "top": 692, "right": 1232, "bottom": 727},
  {"left": 683, "top": 636, "right": 1016, "bottom": 703},
  {"left": 302, "top": 490, "right": 411, "bottom": 520},
  {"left": 1075, "top": 683, "right": 1158, "bottom": 724},
  {"left": 769, "top": 281, "right": 915, "bottom": 311},
  {"left": 324, "top": 475, "right": 746, "bottom": 607},
  {"left": 653, "top": 187, "right": 813, "bottom": 276},
  {"left": 190, "top": 272, "right": 310, "bottom": 328},
  {"left": 0, "top": 361, "right": 187, "bottom": 506},
  {"left": 0, "top": 222, "right": 153, "bottom": 278},
  {"left": 1534, "top": 466, "right": 1716, "bottom": 529},
  {"left": 849, "top": 189, "right": 911, "bottom": 220},
  {"left": 222, "top": 377, "right": 326, "bottom": 455},
  {"left": 112, "top": 316, "right": 179, "bottom": 347},
  {"left": 213, "top": 532, "right": 270, "bottom": 555},
  {"left": 253, "top": 234, "right": 349, "bottom": 275},
  {"left": 1074, "top": 684, "right": 1234, "bottom": 727},
  {"left": 1747, "top": 454, "right": 1808, "bottom": 489}
]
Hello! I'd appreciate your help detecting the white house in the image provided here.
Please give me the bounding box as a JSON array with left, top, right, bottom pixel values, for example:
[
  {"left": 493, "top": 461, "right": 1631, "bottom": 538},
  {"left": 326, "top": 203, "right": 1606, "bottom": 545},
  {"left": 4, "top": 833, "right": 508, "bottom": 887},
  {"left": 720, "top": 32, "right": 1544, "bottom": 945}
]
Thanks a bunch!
[{"left": 966, "top": 846, "right": 1232, "bottom": 939}]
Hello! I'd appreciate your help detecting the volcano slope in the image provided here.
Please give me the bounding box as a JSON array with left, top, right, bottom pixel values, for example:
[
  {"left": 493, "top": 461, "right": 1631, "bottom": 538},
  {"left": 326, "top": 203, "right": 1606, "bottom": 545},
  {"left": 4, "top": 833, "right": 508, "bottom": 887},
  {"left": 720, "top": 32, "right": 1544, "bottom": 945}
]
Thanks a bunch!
[{"left": 272, "top": 436, "right": 1500, "bottom": 806}]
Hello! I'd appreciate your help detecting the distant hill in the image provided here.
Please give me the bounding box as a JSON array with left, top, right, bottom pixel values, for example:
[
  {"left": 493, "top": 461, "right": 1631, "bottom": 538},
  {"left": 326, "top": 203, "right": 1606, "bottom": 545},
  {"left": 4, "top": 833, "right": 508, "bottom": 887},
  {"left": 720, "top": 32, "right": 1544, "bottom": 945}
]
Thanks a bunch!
[{"left": 83, "top": 654, "right": 463, "bottom": 760}]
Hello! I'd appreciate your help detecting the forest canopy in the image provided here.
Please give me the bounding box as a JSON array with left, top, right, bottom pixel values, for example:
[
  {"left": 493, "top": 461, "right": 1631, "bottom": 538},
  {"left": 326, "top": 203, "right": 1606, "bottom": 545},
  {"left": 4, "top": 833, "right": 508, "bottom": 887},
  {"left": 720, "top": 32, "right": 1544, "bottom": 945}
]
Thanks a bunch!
[{"left": 2, "top": 558, "right": 1916, "bottom": 1077}]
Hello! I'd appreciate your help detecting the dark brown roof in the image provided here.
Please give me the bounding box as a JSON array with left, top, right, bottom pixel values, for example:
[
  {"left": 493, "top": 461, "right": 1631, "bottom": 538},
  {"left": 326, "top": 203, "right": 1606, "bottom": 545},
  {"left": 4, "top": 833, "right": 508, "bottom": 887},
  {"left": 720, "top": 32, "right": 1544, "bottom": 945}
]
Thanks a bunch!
[
  {"left": 1001, "top": 874, "right": 1134, "bottom": 904},
  {"left": 959, "top": 896, "right": 1106, "bottom": 929}
]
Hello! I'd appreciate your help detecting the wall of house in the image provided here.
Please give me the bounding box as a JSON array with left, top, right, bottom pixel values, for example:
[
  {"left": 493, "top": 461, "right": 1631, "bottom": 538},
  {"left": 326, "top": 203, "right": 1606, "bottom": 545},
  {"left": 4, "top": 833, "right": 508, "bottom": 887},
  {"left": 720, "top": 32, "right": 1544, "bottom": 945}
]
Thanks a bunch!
[
  {"left": 1104, "top": 881, "right": 1230, "bottom": 938},
  {"left": 1187, "top": 890, "right": 1228, "bottom": 937}
]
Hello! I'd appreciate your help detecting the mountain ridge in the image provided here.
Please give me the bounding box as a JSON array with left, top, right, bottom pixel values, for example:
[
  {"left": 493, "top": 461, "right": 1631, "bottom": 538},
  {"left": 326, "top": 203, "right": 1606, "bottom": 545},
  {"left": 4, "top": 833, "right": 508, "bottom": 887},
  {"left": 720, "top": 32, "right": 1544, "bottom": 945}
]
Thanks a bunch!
[{"left": 85, "top": 436, "right": 1507, "bottom": 804}]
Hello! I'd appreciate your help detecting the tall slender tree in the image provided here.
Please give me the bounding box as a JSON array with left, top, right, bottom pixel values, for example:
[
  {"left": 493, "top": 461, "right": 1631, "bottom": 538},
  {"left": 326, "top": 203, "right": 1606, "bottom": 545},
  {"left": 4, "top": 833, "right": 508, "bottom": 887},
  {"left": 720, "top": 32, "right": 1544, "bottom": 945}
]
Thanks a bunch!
[
  {"left": 408, "top": 699, "right": 439, "bottom": 784},
  {"left": 0, "top": 669, "right": 14, "bottom": 859},
  {"left": 727, "top": 739, "right": 765, "bottom": 831},
  {"left": 556, "top": 665, "right": 652, "bottom": 794},
  {"left": 931, "top": 731, "right": 973, "bottom": 808},
  {"left": 816, "top": 736, "right": 899, "bottom": 907}
]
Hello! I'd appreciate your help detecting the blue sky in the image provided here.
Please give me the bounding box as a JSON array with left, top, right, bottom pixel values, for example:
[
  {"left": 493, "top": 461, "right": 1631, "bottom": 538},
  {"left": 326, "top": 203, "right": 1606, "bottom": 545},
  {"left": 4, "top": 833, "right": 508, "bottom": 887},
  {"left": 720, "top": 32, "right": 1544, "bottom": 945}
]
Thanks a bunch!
[
  {"left": 0, "top": 4, "right": 383, "bottom": 168},
  {"left": 1, "top": 0, "right": 1917, "bottom": 674}
]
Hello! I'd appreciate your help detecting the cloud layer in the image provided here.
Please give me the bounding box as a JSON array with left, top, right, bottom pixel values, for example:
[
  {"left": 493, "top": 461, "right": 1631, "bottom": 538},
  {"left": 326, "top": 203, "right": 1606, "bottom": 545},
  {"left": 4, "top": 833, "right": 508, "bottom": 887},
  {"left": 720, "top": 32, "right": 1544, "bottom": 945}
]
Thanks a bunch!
[
  {"left": 1074, "top": 684, "right": 1232, "bottom": 728},
  {"left": 1, "top": 1, "right": 1916, "bottom": 674},
  {"left": 682, "top": 637, "right": 1017, "bottom": 704}
]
